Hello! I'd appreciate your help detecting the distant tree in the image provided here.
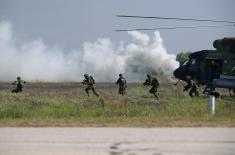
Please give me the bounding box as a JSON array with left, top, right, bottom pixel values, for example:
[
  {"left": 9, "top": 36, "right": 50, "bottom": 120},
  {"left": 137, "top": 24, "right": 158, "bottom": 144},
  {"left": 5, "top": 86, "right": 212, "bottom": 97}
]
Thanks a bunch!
[{"left": 176, "top": 51, "right": 191, "bottom": 65}]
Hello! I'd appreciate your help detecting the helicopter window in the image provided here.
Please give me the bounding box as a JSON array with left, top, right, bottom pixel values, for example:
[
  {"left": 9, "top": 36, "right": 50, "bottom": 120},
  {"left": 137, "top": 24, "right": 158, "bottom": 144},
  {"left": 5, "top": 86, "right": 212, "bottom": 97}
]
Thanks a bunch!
[
  {"left": 191, "top": 59, "right": 196, "bottom": 65},
  {"left": 182, "top": 60, "right": 189, "bottom": 66}
]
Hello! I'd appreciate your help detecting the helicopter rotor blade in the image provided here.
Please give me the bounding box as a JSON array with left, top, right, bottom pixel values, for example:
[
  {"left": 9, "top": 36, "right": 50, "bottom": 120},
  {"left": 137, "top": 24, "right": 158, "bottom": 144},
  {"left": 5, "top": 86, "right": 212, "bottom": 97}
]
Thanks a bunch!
[
  {"left": 116, "top": 24, "right": 235, "bottom": 32},
  {"left": 117, "top": 15, "right": 235, "bottom": 24}
]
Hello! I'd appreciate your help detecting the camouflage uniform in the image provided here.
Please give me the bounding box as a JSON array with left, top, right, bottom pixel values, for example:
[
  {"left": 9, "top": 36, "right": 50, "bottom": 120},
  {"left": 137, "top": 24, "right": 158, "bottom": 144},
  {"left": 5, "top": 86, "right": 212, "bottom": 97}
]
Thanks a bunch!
[
  {"left": 229, "top": 88, "right": 235, "bottom": 97},
  {"left": 116, "top": 74, "right": 127, "bottom": 95},
  {"left": 149, "top": 77, "right": 159, "bottom": 98},
  {"left": 82, "top": 74, "right": 99, "bottom": 97},
  {"left": 11, "top": 77, "right": 26, "bottom": 93},
  {"left": 143, "top": 74, "right": 152, "bottom": 86},
  {"left": 183, "top": 76, "right": 199, "bottom": 97}
]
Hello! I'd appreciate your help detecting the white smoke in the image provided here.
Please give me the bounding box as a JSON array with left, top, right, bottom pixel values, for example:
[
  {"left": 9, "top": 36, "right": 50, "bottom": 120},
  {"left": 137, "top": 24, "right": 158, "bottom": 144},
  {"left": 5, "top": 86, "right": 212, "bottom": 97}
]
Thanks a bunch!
[{"left": 0, "top": 20, "right": 179, "bottom": 82}]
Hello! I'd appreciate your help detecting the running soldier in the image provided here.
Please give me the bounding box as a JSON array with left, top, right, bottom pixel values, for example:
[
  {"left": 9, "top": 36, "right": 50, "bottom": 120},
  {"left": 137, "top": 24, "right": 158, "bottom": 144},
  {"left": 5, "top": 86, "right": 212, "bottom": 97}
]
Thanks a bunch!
[
  {"left": 116, "top": 73, "right": 127, "bottom": 95},
  {"left": 149, "top": 77, "right": 160, "bottom": 98},
  {"left": 82, "top": 74, "right": 99, "bottom": 97}
]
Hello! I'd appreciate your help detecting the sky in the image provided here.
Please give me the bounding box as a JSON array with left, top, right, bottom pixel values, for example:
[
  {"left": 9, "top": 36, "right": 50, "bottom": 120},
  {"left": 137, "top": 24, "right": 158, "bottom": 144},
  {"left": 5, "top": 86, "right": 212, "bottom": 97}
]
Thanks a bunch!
[{"left": 0, "top": 0, "right": 235, "bottom": 54}]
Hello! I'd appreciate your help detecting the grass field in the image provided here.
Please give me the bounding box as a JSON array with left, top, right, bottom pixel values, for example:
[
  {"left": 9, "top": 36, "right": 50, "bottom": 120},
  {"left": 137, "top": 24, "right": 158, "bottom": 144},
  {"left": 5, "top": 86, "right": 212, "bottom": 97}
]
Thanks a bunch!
[{"left": 0, "top": 81, "right": 235, "bottom": 127}]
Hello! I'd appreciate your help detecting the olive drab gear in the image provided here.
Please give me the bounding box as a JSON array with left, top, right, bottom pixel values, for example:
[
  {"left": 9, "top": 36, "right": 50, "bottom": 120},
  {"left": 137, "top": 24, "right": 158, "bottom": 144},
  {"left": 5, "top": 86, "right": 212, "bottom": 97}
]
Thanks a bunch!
[
  {"left": 90, "top": 76, "right": 95, "bottom": 85},
  {"left": 183, "top": 76, "right": 199, "bottom": 97},
  {"left": 143, "top": 74, "right": 152, "bottom": 86},
  {"left": 11, "top": 77, "right": 26, "bottom": 93},
  {"left": 149, "top": 77, "right": 159, "bottom": 98},
  {"left": 116, "top": 74, "right": 127, "bottom": 95},
  {"left": 82, "top": 74, "right": 99, "bottom": 97}
]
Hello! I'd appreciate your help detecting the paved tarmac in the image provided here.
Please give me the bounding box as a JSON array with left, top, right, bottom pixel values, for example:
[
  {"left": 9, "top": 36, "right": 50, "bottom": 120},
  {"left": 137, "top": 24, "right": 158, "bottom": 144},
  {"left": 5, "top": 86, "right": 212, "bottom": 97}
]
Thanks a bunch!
[{"left": 0, "top": 128, "right": 235, "bottom": 155}]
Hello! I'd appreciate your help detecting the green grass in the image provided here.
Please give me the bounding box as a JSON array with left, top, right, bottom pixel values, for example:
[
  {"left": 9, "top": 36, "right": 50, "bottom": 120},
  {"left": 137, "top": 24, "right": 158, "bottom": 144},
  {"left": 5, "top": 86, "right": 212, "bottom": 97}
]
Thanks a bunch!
[{"left": 0, "top": 82, "right": 234, "bottom": 127}]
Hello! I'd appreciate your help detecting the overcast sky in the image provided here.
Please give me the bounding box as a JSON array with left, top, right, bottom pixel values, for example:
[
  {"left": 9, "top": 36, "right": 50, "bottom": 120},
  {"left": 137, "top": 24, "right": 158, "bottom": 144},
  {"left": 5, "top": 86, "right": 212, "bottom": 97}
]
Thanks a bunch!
[{"left": 0, "top": 0, "right": 235, "bottom": 54}]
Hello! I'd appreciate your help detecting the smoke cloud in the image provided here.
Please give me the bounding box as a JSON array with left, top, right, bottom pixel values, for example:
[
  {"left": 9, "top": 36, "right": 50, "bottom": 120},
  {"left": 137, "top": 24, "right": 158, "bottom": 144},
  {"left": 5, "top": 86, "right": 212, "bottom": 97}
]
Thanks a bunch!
[{"left": 0, "top": 20, "right": 179, "bottom": 82}]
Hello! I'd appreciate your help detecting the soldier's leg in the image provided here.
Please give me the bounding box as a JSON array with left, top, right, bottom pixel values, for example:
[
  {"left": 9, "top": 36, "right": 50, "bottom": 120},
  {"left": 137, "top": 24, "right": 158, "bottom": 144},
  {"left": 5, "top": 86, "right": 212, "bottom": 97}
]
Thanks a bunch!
[
  {"left": 85, "top": 87, "right": 90, "bottom": 97},
  {"left": 122, "top": 88, "right": 126, "bottom": 95},
  {"left": 149, "top": 87, "right": 154, "bottom": 94},
  {"left": 153, "top": 87, "right": 159, "bottom": 98},
  {"left": 118, "top": 87, "right": 123, "bottom": 95},
  {"left": 91, "top": 87, "right": 99, "bottom": 97},
  {"left": 189, "top": 88, "right": 194, "bottom": 97},
  {"left": 15, "top": 88, "right": 21, "bottom": 93},
  {"left": 17, "top": 88, "right": 23, "bottom": 92},
  {"left": 229, "top": 89, "right": 235, "bottom": 97},
  {"left": 119, "top": 86, "right": 126, "bottom": 95},
  {"left": 11, "top": 89, "right": 17, "bottom": 93},
  {"left": 17, "top": 84, "right": 23, "bottom": 92},
  {"left": 154, "top": 92, "right": 159, "bottom": 98},
  {"left": 191, "top": 87, "right": 199, "bottom": 97},
  {"left": 229, "top": 89, "right": 232, "bottom": 96},
  {"left": 195, "top": 88, "right": 199, "bottom": 97},
  {"left": 118, "top": 87, "right": 122, "bottom": 95}
]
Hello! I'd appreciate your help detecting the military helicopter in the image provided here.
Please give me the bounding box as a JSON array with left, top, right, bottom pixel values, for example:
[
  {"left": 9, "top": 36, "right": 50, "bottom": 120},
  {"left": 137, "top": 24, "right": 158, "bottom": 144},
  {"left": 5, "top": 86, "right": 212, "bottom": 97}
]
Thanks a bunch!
[
  {"left": 117, "top": 15, "right": 235, "bottom": 96},
  {"left": 173, "top": 37, "right": 235, "bottom": 96}
]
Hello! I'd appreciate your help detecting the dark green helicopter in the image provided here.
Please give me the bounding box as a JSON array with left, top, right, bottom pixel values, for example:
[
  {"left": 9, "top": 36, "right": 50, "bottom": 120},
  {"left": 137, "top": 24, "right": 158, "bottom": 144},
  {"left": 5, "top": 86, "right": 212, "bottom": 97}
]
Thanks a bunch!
[
  {"left": 116, "top": 15, "right": 235, "bottom": 96},
  {"left": 173, "top": 38, "right": 235, "bottom": 96}
]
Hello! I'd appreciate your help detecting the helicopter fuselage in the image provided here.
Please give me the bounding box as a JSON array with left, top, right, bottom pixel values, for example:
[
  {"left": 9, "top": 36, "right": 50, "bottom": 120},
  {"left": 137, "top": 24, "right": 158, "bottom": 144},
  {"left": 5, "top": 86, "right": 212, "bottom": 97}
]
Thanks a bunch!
[{"left": 173, "top": 38, "right": 235, "bottom": 92}]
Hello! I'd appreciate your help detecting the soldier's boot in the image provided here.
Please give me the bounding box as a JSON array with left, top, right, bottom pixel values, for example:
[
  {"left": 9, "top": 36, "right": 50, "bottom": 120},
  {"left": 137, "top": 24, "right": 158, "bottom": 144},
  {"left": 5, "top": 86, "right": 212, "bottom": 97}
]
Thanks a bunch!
[
  {"left": 229, "top": 89, "right": 235, "bottom": 97},
  {"left": 229, "top": 89, "right": 232, "bottom": 97},
  {"left": 154, "top": 92, "right": 159, "bottom": 98},
  {"left": 92, "top": 88, "right": 99, "bottom": 97},
  {"left": 12, "top": 88, "right": 21, "bottom": 93},
  {"left": 11, "top": 89, "right": 17, "bottom": 93},
  {"left": 195, "top": 90, "right": 199, "bottom": 97},
  {"left": 120, "top": 91, "right": 125, "bottom": 96}
]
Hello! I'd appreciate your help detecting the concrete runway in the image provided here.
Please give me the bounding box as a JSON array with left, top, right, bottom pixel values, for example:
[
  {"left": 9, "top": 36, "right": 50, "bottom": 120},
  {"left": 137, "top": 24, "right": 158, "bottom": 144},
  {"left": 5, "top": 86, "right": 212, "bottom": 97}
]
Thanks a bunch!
[{"left": 0, "top": 128, "right": 235, "bottom": 155}]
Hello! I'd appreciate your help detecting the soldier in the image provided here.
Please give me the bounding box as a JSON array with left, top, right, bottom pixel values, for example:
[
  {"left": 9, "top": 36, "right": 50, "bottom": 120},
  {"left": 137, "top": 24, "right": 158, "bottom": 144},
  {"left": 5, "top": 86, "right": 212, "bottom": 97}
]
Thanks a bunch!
[
  {"left": 11, "top": 76, "right": 26, "bottom": 93},
  {"left": 143, "top": 74, "right": 152, "bottom": 86},
  {"left": 183, "top": 76, "right": 199, "bottom": 97},
  {"left": 149, "top": 77, "right": 160, "bottom": 98},
  {"left": 229, "top": 88, "right": 235, "bottom": 97},
  {"left": 116, "top": 73, "right": 127, "bottom": 95},
  {"left": 82, "top": 74, "right": 99, "bottom": 97}
]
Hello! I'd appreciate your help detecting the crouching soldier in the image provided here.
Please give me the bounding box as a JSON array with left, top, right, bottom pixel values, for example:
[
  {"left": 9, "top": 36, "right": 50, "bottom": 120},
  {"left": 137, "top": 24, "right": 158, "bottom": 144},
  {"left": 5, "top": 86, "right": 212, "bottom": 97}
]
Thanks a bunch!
[
  {"left": 82, "top": 74, "right": 99, "bottom": 97},
  {"left": 11, "top": 76, "right": 26, "bottom": 93},
  {"left": 116, "top": 73, "right": 127, "bottom": 95},
  {"left": 183, "top": 76, "right": 199, "bottom": 97},
  {"left": 143, "top": 74, "right": 152, "bottom": 86}
]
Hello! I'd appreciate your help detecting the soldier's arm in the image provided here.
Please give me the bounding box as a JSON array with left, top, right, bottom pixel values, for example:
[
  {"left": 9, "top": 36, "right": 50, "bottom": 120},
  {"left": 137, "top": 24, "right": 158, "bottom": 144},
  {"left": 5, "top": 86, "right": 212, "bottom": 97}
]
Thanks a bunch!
[
  {"left": 116, "top": 79, "right": 120, "bottom": 84},
  {"left": 12, "top": 81, "right": 17, "bottom": 85},
  {"left": 82, "top": 79, "right": 87, "bottom": 84},
  {"left": 143, "top": 79, "right": 148, "bottom": 85}
]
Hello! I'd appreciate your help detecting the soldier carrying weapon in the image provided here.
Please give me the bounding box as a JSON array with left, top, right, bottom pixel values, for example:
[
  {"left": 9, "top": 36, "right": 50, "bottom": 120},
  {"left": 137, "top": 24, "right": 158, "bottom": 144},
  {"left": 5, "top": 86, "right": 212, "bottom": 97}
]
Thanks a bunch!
[
  {"left": 82, "top": 74, "right": 99, "bottom": 97},
  {"left": 149, "top": 77, "right": 160, "bottom": 98},
  {"left": 143, "top": 74, "right": 152, "bottom": 86},
  {"left": 116, "top": 73, "right": 127, "bottom": 95},
  {"left": 11, "top": 76, "right": 26, "bottom": 93}
]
